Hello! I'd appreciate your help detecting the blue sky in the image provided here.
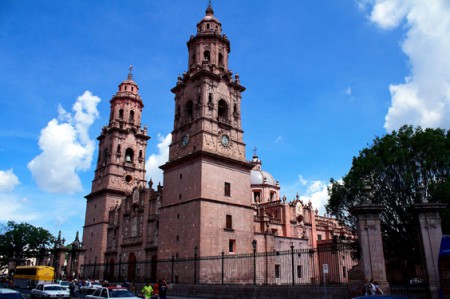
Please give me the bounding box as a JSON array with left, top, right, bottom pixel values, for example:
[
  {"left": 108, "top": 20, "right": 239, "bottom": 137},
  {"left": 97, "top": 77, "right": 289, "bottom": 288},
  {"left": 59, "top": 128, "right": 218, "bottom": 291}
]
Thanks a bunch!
[{"left": 1, "top": 0, "right": 449, "bottom": 243}]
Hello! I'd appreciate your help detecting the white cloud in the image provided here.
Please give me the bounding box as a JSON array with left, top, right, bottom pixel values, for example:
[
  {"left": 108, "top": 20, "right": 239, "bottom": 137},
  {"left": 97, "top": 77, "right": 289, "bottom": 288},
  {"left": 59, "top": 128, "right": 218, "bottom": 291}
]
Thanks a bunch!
[
  {"left": 362, "top": 0, "right": 450, "bottom": 131},
  {"left": 345, "top": 87, "right": 352, "bottom": 96},
  {"left": 299, "top": 180, "right": 329, "bottom": 216},
  {"left": 145, "top": 133, "right": 172, "bottom": 187},
  {"left": 0, "top": 169, "right": 19, "bottom": 192},
  {"left": 369, "top": 0, "right": 408, "bottom": 29},
  {"left": 0, "top": 195, "right": 39, "bottom": 222},
  {"left": 27, "top": 91, "right": 100, "bottom": 193},
  {"left": 282, "top": 175, "right": 329, "bottom": 215},
  {"left": 298, "top": 174, "right": 308, "bottom": 186}
]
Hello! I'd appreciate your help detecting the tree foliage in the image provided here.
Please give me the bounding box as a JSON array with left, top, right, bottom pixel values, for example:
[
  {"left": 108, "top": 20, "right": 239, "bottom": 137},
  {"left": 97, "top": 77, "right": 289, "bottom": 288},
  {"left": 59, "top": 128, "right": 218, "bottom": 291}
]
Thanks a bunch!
[
  {"left": 0, "top": 221, "right": 55, "bottom": 270},
  {"left": 327, "top": 125, "right": 450, "bottom": 262}
]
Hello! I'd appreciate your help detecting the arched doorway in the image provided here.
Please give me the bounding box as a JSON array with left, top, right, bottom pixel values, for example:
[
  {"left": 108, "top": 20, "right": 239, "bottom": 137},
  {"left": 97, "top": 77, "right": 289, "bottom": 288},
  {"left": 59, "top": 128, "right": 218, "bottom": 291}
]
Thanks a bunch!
[{"left": 127, "top": 253, "right": 136, "bottom": 283}]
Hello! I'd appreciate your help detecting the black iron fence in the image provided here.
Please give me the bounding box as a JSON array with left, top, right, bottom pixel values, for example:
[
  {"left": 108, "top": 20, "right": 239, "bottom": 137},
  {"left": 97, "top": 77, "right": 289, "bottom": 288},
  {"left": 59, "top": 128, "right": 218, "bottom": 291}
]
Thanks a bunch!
[{"left": 80, "top": 243, "right": 357, "bottom": 286}]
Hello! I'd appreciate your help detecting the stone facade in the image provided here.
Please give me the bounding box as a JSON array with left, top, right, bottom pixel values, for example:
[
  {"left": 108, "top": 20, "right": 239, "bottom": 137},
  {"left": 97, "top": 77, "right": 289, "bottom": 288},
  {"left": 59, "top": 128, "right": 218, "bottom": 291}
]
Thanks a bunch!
[{"left": 82, "top": 4, "right": 355, "bottom": 284}]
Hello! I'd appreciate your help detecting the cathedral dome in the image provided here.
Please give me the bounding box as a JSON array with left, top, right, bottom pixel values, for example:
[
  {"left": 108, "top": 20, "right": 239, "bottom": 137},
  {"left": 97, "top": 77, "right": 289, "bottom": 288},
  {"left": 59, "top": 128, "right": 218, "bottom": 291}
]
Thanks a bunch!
[{"left": 251, "top": 169, "right": 277, "bottom": 186}]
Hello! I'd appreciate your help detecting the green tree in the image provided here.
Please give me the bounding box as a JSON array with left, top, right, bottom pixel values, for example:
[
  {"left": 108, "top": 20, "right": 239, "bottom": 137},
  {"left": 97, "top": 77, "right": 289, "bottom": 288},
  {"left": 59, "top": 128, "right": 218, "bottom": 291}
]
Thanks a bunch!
[
  {"left": 327, "top": 125, "right": 450, "bottom": 263},
  {"left": 0, "top": 221, "right": 55, "bottom": 270}
]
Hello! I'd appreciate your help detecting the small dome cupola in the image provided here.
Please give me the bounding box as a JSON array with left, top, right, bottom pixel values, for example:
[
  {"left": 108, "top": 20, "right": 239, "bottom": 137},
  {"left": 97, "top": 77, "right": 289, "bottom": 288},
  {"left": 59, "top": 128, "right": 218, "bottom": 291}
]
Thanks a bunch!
[
  {"left": 197, "top": 2, "right": 222, "bottom": 34},
  {"left": 250, "top": 153, "right": 279, "bottom": 187},
  {"left": 118, "top": 65, "right": 139, "bottom": 95}
]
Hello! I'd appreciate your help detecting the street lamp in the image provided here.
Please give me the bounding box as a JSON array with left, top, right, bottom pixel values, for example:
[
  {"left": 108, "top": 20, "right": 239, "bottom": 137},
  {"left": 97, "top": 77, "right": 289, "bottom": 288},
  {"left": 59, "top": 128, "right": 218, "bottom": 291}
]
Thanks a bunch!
[
  {"left": 290, "top": 242, "right": 295, "bottom": 285},
  {"left": 252, "top": 240, "right": 257, "bottom": 285},
  {"left": 194, "top": 246, "right": 198, "bottom": 284},
  {"left": 93, "top": 256, "right": 97, "bottom": 280}
]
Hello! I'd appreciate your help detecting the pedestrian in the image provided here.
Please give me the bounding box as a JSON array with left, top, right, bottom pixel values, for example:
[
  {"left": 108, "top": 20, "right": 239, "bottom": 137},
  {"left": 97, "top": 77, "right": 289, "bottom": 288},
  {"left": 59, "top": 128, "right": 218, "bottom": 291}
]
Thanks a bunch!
[
  {"left": 141, "top": 282, "right": 153, "bottom": 299},
  {"left": 69, "top": 281, "right": 76, "bottom": 297},
  {"left": 152, "top": 280, "right": 159, "bottom": 299},
  {"left": 361, "top": 278, "right": 373, "bottom": 296},
  {"left": 373, "top": 281, "right": 383, "bottom": 294},
  {"left": 158, "top": 279, "right": 168, "bottom": 299}
]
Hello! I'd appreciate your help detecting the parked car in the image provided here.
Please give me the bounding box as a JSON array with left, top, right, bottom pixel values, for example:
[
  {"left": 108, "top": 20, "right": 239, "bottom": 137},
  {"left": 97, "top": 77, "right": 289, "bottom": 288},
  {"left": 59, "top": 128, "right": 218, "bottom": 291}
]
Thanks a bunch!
[
  {"left": 59, "top": 281, "right": 70, "bottom": 291},
  {"left": 30, "top": 283, "right": 70, "bottom": 299},
  {"left": 352, "top": 296, "right": 417, "bottom": 299},
  {"left": 86, "top": 286, "right": 140, "bottom": 299},
  {"left": 0, "top": 288, "right": 26, "bottom": 299},
  {"left": 80, "top": 282, "right": 102, "bottom": 294}
]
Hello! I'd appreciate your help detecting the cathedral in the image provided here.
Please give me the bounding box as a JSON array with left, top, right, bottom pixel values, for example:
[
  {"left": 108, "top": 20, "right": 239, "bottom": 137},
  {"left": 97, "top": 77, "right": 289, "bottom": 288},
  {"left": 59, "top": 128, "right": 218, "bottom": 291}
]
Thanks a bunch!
[{"left": 82, "top": 4, "right": 354, "bottom": 284}]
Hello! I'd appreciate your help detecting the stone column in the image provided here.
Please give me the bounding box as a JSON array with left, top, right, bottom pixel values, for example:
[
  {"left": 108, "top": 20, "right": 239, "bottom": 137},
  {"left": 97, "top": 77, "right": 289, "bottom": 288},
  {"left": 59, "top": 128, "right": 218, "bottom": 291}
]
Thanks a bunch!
[
  {"left": 351, "top": 187, "right": 389, "bottom": 293},
  {"left": 414, "top": 186, "right": 446, "bottom": 299}
]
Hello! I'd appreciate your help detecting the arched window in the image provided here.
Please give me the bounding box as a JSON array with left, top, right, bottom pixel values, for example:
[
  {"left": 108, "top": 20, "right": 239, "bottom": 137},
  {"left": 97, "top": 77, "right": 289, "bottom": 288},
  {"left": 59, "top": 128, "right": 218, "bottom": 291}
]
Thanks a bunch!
[
  {"left": 218, "top": 53, "right": 224, "bottom": 66},
  {"left": 206, "top": 23, "right": 210, "bottom": 30},
  {"left": 119, "top": 109, "right": 124, "bottom": 120},
  {"left": 129, "top": 110, "right": 135, "bottom": 122},
  {"left": 203, "top": 50, "right": 210, "bottom": 62},
  {"left": 125, "top": 148, "right": 134, "bottom": 163},
  {"left": 139, "top": 150, "right": 143, "bottom": 160},
  {"left": 186, "top": 101, "right": 194, "bottom": 121},
  {"left": 117, "top": 145, "right": 121, "bottom": 156},
  {"left": 218, "top": 99, "right": 228, "bottom": 121}
]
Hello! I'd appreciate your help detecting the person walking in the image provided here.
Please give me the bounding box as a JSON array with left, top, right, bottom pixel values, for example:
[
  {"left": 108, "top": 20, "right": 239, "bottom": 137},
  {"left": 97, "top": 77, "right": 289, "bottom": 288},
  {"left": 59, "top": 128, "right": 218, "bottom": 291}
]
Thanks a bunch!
[
  {"left": 141, "top": 282, "right": 153, "bottom": 299},
  {"left": 158, "top": 279, "right": 168, "bottom": 299}
]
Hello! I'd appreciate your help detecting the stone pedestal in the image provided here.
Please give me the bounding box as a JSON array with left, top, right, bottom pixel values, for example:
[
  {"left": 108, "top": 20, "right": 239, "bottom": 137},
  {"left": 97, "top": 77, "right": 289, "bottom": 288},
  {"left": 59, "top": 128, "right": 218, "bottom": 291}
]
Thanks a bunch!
[
  {"left": 351, "top": 202, "right": 389, "bottom": 293},
  {"left": 414, "top": 202, "right": 446, "bottom": 299}
]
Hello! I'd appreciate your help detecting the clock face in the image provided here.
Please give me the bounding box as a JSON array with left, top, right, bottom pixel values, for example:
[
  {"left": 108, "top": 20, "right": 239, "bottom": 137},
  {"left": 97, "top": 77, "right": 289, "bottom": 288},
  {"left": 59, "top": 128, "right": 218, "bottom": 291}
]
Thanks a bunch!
[
  {"left": 181, "top": 135, "right": 189, "bottom": 147},
  {"left": 221, "top": 134, "right": 230, "bottom": 146}
]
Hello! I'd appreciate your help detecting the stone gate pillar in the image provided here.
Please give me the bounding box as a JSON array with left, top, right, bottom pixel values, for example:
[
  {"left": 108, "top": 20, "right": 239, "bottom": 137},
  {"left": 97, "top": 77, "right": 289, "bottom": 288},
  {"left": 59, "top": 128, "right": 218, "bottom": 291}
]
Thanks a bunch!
[
  {"left": 351, "top": 186, "right": 389, "bottom": 293},
  {"left": 414, "top": 186, "right": 446, "bottom": 299}
]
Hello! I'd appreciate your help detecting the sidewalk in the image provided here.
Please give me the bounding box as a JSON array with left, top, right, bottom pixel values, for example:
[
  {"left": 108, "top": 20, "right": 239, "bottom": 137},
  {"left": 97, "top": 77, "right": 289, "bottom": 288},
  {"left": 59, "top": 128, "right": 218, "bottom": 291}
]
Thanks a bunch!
[{"left": 168, "top": 296, "right": 212, "bottom": 299}]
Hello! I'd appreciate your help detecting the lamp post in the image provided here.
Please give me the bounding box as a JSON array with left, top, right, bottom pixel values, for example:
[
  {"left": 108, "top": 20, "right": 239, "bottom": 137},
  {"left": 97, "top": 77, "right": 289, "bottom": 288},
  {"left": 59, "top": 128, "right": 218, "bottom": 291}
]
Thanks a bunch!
[
  {"left": 194, "top": 246, "right": 198, "bottom": 284},
  {"left": 221, "top": 251, "right": 225, "bottom": 285},
  {"left": 252, "top": 240, "right": 257, "bottom": 285},
  {"left": 291, "top": 242, "right": 295, "bottom": 285},
  {"left": 171, "top": 255, "right": 175, "bottom": 283},
  {"left": 93, "top": 256, "right": 97, "bottom": 280}
]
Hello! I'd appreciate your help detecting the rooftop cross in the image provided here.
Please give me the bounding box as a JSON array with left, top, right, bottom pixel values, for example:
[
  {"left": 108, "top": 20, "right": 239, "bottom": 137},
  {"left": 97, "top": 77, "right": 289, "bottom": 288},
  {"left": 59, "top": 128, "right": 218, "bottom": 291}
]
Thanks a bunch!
[
  {"left": 253, "top": 146, "right": 258, "bottom": 157},
  {"left": 128, "top": 64, "right": 133, "bottom": 79}
]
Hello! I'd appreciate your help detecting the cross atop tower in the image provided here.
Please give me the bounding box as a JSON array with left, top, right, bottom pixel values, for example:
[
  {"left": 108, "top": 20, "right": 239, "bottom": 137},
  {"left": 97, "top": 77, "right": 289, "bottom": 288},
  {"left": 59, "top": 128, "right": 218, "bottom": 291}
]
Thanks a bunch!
[{"left": 128, "top": 64, "right": 133, "bottom": 80}]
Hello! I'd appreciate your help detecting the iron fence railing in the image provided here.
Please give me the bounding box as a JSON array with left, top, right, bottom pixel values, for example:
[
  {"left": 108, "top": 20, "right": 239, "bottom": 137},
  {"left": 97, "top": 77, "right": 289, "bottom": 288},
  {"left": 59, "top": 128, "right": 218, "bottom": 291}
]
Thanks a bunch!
[{"left": 80, "top": 243, "right": 358, "bottom": 285}]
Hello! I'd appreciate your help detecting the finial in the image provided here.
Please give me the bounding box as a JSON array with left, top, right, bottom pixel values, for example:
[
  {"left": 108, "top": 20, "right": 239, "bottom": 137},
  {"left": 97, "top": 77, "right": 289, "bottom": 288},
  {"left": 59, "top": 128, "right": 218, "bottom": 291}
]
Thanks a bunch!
[
  {"left": 416, "top": 184, "right": 427, "bottom": 203},
  {"left": 362, "top": 185, "right": 372, "bottom": 204},
  {"left": 253, "top": 146, "right": 258, "bottom": 157},
  {"left": 206, "top": 0, "right": 214, "bottom": 15},
  {"left": 128, "top": 64, "right": 133, "bottom": 80}
]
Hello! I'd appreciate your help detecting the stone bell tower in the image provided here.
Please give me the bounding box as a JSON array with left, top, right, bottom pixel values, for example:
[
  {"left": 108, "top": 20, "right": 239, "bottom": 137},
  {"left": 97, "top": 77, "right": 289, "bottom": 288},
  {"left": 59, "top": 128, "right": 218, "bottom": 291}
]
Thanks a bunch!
[
  {"left": 83, "top": 67, "right": 150, "bottom": 265},
  {"left": 158, "top": 4, "right": 254, "bottom": 262}
]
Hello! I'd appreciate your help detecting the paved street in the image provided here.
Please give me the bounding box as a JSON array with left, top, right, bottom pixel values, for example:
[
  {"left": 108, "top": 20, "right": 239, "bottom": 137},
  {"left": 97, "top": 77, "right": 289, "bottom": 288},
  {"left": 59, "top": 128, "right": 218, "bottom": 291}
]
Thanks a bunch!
[{"left": 15, "top": 288, "right": 211, "bottom": 299}]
